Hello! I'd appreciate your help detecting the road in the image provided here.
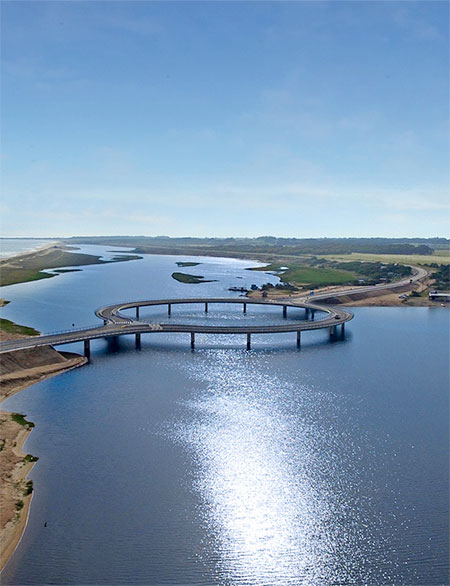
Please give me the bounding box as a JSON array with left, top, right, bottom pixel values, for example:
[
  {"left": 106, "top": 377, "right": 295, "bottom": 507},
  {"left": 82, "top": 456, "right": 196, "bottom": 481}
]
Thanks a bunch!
[{"left": 296, "top": 264, "right": 428, "bottom": 302}]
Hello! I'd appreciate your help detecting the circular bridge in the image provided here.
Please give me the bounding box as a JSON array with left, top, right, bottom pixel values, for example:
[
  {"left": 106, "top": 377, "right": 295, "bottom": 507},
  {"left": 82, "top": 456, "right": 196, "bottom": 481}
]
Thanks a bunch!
[
  {"left": 95, "top": 297, "right": 353, "bottom": 350},
  {"left": 0, "top": 298, "right": 353, "bottom": 356}
]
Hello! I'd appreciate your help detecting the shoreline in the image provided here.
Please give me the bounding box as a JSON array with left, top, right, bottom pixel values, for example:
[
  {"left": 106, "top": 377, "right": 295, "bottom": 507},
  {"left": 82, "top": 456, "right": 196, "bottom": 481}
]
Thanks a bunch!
[
  {"left": 248, "top": 276, "right": 445, "bottom": 307},
  {"left": 0, "top": 247, "right": 446, "bottom": 572},
  {"left": 0, "top": 348, "right": 87, "bottom": 572},
  {"left": 0, "top": 242, "right": 444, "bottom": 307},
  {"left": 0, "top": 425, "right": 35, "bottom": 573},
  {"left": 0, "top": 241, "right": 61, "bottom": 263}
]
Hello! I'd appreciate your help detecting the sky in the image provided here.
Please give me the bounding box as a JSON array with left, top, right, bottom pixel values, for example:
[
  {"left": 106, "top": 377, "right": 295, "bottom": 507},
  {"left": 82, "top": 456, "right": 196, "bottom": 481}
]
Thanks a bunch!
[{"left": 1, "top": 0, "right": 449, "bottom": 238}]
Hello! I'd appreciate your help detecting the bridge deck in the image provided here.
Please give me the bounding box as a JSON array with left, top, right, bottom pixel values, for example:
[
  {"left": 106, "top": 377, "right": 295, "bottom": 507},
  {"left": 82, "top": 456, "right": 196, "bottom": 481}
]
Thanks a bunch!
[{"left": 0, "top": 298, "right": 353, "bottom": 354}]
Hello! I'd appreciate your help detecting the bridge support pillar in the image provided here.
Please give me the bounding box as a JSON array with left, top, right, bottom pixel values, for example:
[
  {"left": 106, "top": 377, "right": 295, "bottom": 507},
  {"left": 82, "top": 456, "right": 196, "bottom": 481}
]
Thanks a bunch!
[
  {"left": 205, "top": 302, "right": 208, "bottom": 313},
  {"left": 243, "top": 303, "right": 247, "bottom": 314},
  {"left": 84, "top": 339, "right": 90, "bottom": 359},
  {"left": 311, "top": 310, "right": 315, "bottom": 320},
  {"left": 305, "top": 308, "right": 309, "bottom": 319},
  {"left": 190, "top": 332, "right": 195, "bottom": 350},
  {"left": 103, "top": 320, "right": 107, "bottom": 326},
  {"left": 168, "top": 304, "right": 171, "bottom": 316},
  {"left": 283, "top": 305, "right": 287, "bottom": 318},
  {"left": 136, "top": 306, "right": 139, "bottom": 320},
  {"left": 135, "top": 333, "right": 141, "bottom": 349},
  {"left": 341, "top": 323, "right": 345, "bottom": 339},
  {"left": 297, "top": 331, "right": 301, "bottom": 349},
  {"left": 247, "top": 333, "right": 251, "bottom": 350},
  {"left": 330, "top": 325, "right": 336, "bottom": 339}
]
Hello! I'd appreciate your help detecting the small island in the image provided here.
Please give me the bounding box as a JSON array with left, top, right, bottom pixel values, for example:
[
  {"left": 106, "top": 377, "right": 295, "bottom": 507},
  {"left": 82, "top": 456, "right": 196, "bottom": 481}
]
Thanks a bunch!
[
  {"left": 175, "top": 261, "right": 201, "bottom": 267},
  {"left": 171, "top": 272, "right": 217, "bottom": 284}
]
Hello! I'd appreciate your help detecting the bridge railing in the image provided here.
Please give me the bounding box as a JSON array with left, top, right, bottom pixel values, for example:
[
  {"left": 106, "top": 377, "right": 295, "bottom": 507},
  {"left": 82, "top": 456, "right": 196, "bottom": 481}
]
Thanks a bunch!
[
  {"left": 0, "top": 324, "right": 106, "bottom": 350},
  {"left": 34, "top": 324, "right": 103, "bottom": 338}
]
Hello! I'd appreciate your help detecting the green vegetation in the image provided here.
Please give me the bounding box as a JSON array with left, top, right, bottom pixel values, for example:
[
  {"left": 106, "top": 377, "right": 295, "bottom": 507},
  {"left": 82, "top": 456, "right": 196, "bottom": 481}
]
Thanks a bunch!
[
  {"left": 66, "top": 235, "right": 447, "bottom": 257},
  {"left": 250, "top": 262, "right": 357, "bottom": 288},
  {"left": 11, "top": 413, "right": 35, "bottom": 428},
  {"left": 16, "top": 500, "right": 24, "bottom": 510},
  {"left": 0, "top": 317, "right": 40, "bottom": 337},
  {"left": 176, "top": 261, "right": 201, "bottom": 267},
  {"left": 319, "top": 252, "right": 450, "bottom": 266},
  {"left": 109, "top": 255, "right": 142, "bottom": 262},
  {"left": 171, "top": 272, "right": 217, "bottom": 284},
  {"left": 23, "top": 481, "right": 34, "bottom": 496},
  {"left": 329, "top": 260, "right": 412, "bottom": 284},
  {"left": 0, "top": 269, "right": 54, "bottom": 287},
  {"left": 251, "top": 258, "right": 413, "bottom": 289},
  {"left": 24, "top": 454, "right": 39, "bottom": 463},
  {"left": 429, "top": 264, "right": 450, "bottom": 290},
  {"left": 0, "top": 247, "right": 142, "bottom": 286},
  {"left": 279, "top": 265, "right": 357, "bottom": 287}
]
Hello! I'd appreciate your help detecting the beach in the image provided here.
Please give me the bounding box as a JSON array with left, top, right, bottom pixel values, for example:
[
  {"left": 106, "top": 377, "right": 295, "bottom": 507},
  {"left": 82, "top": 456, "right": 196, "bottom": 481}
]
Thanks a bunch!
[{"left": 0, "top": 343, "right": 86, "bottom": 571}]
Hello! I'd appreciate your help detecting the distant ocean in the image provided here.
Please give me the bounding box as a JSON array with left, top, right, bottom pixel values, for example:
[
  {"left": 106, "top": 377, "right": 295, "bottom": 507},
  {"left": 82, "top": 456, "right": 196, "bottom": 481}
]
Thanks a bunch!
[{"left": 0, "top": 238, "right": 57, "bottom": 258}]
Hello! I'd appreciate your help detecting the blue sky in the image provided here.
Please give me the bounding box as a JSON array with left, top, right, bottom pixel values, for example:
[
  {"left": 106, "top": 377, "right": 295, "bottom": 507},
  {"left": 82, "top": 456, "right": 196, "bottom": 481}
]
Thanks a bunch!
[{"left": 1, "top": 1, "right": 449, "bottom": 238}]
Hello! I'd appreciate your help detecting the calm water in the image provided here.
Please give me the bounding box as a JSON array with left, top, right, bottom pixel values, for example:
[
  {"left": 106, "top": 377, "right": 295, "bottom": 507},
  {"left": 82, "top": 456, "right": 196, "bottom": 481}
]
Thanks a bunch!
[
  {"left": 0, "top": 238, "right": 57, "bottom": 258},
  {"left": 0, "top": 247, "right": 448, "bottom": 585}
]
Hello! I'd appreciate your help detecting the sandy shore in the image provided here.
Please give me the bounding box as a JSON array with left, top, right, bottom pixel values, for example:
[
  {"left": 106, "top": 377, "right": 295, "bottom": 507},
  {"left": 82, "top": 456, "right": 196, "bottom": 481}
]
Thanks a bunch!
[
  {"left": 0, "top": 345, "right": 86, "bottom": 571},
  {"left": 0, "top": 241, "right": 61, "bottom": 263}
]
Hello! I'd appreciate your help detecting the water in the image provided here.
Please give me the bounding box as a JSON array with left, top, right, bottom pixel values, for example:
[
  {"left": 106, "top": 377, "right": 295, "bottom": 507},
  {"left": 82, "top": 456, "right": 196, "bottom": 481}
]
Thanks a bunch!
[
  {"left": 0, "top": 238, "right": 57, "bottom": 258},
  {"left": 0, "top": 247, "right": 448, "bottom": 585}
]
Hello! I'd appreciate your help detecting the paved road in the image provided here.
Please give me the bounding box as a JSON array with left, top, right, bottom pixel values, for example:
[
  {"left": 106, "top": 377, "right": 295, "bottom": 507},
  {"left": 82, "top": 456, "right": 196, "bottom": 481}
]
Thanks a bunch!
[
  {"left": 0, "top": 298, "right": 353, "bottom": 354},
  {"left": 296, "top": 264, "right": 428, "bottom": 302}
]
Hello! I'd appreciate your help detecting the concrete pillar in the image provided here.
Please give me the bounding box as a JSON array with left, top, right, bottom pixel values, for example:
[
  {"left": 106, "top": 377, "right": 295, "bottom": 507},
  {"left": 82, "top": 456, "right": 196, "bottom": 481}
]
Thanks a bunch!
[
  {"left": 190, "top": 332, "right": 195, "bottom": 350},
  {"left": 297, "top": 331, "right": 301, "bottom": 349},
  {"left": 247, "top": 333, "right": 251, "bottom": 350},
  {"left": 84, "top": 339, "right": 90, "bottom": 359},
  {"left": 311, "top": 310, "right": 315, "bottom": 320},
  {"left": 205, "top": 302, "right": 208, "bottom": 313},
  {"left": 243, "top": 303, "right": 247, "bottom": 314},
  {"left": 305, "top": 308, "right": 309, "bottom": 319},
  {"left": 135, "top": 333, "right": 141, "bottom": 349},
  {"left": 330, "top": 325, "right": 336, "bottom": 339},
  {"left": 136, "top": 306, "right": 139, "bottom": 320},
  {"left": 283, "top": 305, "right": 287, "bottom": 318},
  {"left": 168, "top": 303, "right": 171, "bottom": 316},
  {"left": 341, "top": 323, "right": 345, "bottom": 339}
]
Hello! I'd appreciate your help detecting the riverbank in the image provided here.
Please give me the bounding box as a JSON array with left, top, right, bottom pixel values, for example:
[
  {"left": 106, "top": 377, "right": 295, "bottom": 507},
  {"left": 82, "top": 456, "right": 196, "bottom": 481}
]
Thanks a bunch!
[
  {"left": 0, "top": 243, "right": 142, "bottom": 286},
  {"left": 0, "top": 340, "right": 86, "bottom": 571}
]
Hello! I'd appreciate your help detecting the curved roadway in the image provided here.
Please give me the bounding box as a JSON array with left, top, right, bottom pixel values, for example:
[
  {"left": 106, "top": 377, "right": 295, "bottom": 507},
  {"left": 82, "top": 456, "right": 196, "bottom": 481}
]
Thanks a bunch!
[
  {"left": 0, "top": 298, "right": 353, "bottom": 354},
  {"left": 303, "top": 264, "right": 428, "bottom": 302}
]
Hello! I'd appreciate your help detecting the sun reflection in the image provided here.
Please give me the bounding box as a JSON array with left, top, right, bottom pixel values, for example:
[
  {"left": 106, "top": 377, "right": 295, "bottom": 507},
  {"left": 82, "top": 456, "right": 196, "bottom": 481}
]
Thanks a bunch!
[{"left": 172, "top": 350, "right": 388, "bottom": 585}]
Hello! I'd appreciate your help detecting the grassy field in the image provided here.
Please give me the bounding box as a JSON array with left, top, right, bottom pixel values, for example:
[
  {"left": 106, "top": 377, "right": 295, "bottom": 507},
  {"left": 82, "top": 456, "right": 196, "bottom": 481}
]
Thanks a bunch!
[
  {"left": 318, "top": 252, "right": 450, "bottom": 265},
  {"left": 0, "top": 318, "right": 40, "bottom": 337},
  {"left": 281, "top": 265, "right": 357, "bottom": 286},
  {"left": 250, "top": 263, "right": 357, "bottom": 287}
]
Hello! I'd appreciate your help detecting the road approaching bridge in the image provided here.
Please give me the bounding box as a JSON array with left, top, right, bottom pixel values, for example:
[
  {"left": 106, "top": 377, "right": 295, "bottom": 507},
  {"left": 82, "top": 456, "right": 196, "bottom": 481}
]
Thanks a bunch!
[
  {"left": 0, "top": 298, "right": 353, "bottom": 356},
  {"left": 305, "top": 264, "right": 428, "bottom": 302}
]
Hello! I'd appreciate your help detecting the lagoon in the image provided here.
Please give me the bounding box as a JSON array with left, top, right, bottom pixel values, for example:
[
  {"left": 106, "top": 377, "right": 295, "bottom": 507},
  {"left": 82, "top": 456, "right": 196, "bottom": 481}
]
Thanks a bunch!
[{"left": 1, "top": 246, "right": 448, "bottom": 585}]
